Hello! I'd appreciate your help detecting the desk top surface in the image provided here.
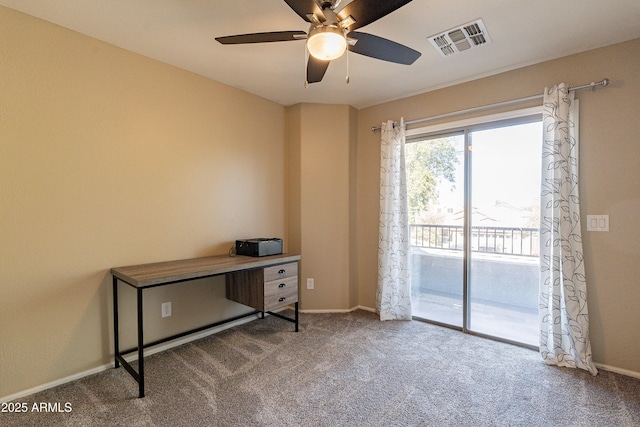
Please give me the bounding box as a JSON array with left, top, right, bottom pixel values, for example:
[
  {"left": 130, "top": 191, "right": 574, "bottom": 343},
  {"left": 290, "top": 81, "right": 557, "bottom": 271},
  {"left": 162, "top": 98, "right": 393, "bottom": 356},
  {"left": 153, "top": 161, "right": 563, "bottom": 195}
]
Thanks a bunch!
[{"left": 111, "top": 253, "right": 300, "bottom": 288}]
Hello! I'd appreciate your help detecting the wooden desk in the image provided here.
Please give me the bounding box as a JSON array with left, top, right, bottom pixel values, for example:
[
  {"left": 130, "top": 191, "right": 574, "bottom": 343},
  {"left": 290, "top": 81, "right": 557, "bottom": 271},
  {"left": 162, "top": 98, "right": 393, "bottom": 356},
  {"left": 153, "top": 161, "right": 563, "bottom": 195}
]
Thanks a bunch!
[{"left": 111, "top": 253, "right": 301, "bottom": 398}]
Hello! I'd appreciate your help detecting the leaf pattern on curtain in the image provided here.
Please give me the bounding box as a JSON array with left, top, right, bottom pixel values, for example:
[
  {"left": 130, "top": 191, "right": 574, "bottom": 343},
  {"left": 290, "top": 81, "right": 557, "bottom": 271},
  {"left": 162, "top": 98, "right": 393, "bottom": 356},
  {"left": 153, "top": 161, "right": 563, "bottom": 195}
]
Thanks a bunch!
[
  {"left": 539, "top": 83, "right": 597, "bottom": 375},
  {"left": 377, "top": 119, "right": 412, "bottom": 321}
]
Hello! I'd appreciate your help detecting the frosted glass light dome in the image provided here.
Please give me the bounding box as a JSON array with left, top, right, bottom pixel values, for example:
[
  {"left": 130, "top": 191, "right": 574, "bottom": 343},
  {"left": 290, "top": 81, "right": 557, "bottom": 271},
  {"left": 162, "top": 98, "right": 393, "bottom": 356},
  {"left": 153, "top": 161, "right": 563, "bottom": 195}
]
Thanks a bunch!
[{"left": 307, "top": 26, "right": 347, "bottom": 60}]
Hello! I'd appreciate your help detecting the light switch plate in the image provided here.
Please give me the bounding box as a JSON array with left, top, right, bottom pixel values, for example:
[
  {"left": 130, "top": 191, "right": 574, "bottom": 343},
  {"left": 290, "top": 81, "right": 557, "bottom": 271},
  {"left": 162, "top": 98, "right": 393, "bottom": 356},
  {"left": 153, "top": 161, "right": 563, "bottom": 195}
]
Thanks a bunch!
[{"left": 586, "top": 215, "right": 609, "bottom": 232}]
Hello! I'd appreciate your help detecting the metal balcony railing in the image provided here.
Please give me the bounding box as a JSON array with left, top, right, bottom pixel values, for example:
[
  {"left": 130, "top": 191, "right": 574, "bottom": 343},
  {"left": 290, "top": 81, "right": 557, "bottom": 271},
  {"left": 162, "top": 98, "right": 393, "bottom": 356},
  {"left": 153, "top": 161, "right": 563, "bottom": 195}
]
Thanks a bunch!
[{"left": 410, "top": 224, "right": 540, "bottom": 257}]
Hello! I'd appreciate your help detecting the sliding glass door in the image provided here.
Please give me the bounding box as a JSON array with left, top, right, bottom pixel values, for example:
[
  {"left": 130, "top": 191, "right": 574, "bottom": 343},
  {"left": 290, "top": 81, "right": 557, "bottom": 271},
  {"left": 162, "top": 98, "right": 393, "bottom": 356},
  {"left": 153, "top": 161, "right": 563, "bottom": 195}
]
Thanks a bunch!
[
  {"left": 407, "top": 132, "right": 465, "bottom": 327},
  {"left": 467, "top": 122, "right": 541, "bottom": 346},
  {"left": 408, "top": 116, "right": 541, "bottom": 347}
]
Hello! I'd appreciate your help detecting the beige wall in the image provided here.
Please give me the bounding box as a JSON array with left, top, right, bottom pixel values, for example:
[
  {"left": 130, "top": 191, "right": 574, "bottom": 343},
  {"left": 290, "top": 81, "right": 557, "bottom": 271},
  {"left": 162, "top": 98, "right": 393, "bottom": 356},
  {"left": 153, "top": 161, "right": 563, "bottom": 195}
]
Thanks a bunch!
[
  {"left": 286, "top": 103, "right": 358, "bottom": 311},
  {"left": 2, "top": 3, "right": 639, "bottom": 400},
  {"left": 0, "top": 7, "right": 287, "bottom": 398},
  {"left": 357, "top": 38, "right": 640, "bottom": 374}
]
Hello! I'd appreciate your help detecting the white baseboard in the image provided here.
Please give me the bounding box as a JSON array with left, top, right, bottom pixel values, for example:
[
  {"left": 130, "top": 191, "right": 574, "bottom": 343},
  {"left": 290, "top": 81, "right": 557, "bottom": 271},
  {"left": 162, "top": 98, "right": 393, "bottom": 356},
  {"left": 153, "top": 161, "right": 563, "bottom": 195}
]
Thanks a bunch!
[
  {"left": 299, "top": 305, "right": 375, "bottom": 314},
  {"left": 595, "top": 363, "right": 640, "bottom": 379},
  {"left": 0, "top": 363, "right": 114, "bottom": 404},
  {"left": 299, "top": 308, "right": 353, "bottom": 313},
  {"left": 122, "top": 313, "right": 261, "bottom": 362},
  {"left": 0, "top": 313, "right": 262, "bottom": 403}
]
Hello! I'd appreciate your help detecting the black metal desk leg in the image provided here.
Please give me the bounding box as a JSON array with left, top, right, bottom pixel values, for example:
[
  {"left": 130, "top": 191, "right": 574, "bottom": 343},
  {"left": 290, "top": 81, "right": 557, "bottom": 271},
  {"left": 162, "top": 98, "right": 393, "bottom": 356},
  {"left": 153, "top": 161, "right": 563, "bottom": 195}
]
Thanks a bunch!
[
  {"left": 113, "top": 277, "right": 120, "bottom": 368},
  {"left": 295, "top": 302, "right": 299, "bottom": 332},
  {"left": 137, "top": 288, "right": 145, "bottom": 398}
]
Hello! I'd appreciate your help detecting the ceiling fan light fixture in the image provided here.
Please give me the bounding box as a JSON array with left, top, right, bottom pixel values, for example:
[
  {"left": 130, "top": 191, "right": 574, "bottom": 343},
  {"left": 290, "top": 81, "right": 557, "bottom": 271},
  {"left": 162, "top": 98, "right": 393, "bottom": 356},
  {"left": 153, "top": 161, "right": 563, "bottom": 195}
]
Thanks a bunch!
[{"left": 307, "top": 25, "right": 347, "bottom": 60}]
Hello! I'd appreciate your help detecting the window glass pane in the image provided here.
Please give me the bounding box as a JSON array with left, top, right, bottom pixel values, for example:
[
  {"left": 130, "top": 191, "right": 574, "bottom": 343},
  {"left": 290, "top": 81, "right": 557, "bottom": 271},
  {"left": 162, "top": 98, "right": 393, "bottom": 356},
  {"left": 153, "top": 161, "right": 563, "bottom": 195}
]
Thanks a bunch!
[
  {"left": 468, "top": 122, "right": 541, "bottom": 346},
  {"left": 408, "top": 133, "right": 464, "bottom": 327}
]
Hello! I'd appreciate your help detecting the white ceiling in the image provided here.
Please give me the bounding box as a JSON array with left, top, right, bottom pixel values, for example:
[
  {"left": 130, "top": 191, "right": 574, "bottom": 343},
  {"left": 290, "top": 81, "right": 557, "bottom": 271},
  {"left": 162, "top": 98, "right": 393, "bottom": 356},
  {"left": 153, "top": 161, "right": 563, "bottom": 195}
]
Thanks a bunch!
[{"left": 2, "top": 0, "right": 639, "bottom": 108}]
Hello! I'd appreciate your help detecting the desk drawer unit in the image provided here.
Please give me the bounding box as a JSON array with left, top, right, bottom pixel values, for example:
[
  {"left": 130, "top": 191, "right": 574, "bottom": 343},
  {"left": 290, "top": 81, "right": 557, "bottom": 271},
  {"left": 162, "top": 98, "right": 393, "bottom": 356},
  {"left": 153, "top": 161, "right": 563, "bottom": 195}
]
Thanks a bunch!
[
  {"left": 226, "top": 262, "right": 298, "bottom": 312},
  {"left": 264, "top": 263, "right": 298, "bottom": 311}
]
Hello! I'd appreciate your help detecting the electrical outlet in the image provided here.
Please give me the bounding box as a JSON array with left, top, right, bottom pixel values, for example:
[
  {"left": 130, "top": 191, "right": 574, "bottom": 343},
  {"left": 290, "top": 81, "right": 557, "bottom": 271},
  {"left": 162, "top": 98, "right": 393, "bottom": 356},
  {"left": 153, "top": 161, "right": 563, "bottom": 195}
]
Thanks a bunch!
[
  {"left": 161, "top": 302, "right": 172, "bottom": 318},
  {"left": 307, "top": 278, "right": 314, "bottom": 290}
]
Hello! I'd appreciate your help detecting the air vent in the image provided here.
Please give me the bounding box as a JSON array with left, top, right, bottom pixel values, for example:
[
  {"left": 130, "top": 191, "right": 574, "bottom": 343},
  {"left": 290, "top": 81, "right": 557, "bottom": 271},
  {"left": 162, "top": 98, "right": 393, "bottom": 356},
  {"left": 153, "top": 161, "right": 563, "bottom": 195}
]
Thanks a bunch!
[{"left": 428, "top": 19, "right": 491, "bottom": 57}]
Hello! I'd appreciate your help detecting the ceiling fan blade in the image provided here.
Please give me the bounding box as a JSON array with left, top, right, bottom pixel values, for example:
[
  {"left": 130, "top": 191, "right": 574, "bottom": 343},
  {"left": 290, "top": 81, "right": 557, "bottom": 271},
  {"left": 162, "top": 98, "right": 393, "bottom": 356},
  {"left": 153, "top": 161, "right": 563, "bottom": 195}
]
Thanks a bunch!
[
  {"left": 307, "top": 55, "right": 331, "bottom": 83},
  {"left": 216, "top": 31, "right": 307, "bottom": 44},
  {"left": 348, "top": 31, "right": 421, "bottom": 65},
  {"left": 283, "top": 0, "right": 323, "bottom": 22},
  {"left": 337, "top": 0, "right": 413, "bottom": 32}
]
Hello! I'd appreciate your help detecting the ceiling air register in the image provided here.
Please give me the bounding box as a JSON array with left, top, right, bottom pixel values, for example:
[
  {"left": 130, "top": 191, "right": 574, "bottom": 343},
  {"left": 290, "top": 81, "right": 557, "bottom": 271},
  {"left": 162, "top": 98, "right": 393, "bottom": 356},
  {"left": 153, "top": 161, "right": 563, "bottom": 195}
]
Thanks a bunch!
[{"left": 429, "top": 19, "right": 491, "bottom": 57}]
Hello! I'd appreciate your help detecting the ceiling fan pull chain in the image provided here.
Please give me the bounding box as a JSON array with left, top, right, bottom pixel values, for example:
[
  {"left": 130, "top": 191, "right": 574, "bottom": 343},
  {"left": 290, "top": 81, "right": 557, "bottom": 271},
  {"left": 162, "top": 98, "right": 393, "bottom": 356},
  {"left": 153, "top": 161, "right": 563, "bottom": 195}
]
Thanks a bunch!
[
  {"left": 304, "top": 44, "right": 309, "bottom": 88},
  {"left": 346, "top": 50, "right": 350, "bottom": 84}
]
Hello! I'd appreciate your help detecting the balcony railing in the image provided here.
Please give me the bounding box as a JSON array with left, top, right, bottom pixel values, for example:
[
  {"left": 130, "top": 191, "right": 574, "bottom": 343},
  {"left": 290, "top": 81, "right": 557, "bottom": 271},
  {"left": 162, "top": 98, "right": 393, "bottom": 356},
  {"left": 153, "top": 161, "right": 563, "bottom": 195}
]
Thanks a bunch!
[{"left": 410, "top": 224, "right": 539, "bottom": 257}]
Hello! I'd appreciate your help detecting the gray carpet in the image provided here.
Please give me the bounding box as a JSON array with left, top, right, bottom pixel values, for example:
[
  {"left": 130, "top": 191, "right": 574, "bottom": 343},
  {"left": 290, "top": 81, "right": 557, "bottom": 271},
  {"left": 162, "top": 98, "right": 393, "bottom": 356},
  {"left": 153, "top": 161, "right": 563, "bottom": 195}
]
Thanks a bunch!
[{"left": 3, "top": 310, "right": 640, "bottom": 426}]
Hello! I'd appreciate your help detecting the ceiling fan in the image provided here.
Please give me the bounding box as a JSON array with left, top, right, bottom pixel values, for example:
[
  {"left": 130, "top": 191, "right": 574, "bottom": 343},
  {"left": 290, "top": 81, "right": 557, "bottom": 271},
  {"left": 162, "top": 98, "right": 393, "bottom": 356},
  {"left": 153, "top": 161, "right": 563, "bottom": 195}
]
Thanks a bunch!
[{"left": 215, "top": 0, "right": 421, "bottom": 84}]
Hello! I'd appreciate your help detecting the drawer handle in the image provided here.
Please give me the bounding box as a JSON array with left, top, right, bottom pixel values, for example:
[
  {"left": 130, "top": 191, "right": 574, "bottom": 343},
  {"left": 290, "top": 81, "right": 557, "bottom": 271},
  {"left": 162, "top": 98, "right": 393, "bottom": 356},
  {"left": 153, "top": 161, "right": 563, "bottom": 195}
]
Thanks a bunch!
[
  {"left": 278, "top": 283, "right": 286, "bottom": 288},
  {"left": 278, "top": 269, "right": 286, "bottom": 275},
  {"left": 278, "top": 297, "right": 286, "bottom": 302}
]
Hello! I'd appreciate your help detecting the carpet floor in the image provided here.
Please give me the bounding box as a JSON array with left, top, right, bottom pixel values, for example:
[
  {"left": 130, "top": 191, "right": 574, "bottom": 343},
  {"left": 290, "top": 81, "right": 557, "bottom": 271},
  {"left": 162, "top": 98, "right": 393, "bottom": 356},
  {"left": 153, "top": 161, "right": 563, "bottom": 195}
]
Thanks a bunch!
[{"left": 3, "top": 310, "right": 640, "bottom": 426}]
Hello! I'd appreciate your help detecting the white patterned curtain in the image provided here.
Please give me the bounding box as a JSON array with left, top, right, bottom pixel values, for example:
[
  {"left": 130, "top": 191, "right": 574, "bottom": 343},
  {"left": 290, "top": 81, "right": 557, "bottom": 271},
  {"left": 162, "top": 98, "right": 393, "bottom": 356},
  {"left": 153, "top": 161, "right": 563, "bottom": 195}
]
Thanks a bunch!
[
  {"left": 539, "top": 83, "right": 597, "bottom": 375},
  {"left": 377, "top": 119, "right": 412, "bottom": 320}
]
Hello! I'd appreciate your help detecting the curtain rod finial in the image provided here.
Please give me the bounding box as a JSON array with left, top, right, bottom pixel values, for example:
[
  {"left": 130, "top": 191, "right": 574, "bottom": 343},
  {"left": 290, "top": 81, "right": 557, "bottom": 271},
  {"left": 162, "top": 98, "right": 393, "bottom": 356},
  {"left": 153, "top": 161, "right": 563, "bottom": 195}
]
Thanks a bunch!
[{"left": 592, "top": 78, "right": 610, "bottom": 92}]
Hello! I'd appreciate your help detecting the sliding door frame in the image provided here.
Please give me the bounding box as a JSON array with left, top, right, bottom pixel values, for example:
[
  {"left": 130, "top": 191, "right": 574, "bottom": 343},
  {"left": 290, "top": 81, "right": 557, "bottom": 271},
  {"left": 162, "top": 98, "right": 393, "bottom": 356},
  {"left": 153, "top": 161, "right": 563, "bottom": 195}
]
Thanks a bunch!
[{"left": 406, "top": 106, "right": 543, "bottom": 350}]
